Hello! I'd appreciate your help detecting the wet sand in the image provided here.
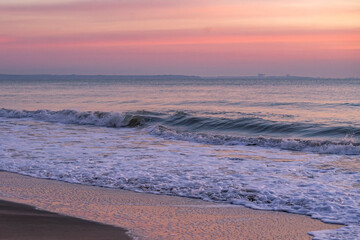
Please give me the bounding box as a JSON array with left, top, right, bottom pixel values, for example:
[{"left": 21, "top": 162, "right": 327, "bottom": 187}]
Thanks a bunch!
[
  {"left": 0, "top": 171, "right": 343, "bottom": 240},
  {"left": 0, "top": 200, "right": 131, "bottom": 240}
]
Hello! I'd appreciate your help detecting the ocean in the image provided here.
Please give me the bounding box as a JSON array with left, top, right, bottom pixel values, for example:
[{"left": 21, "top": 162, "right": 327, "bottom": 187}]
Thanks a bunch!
[{"left": 0, "top": 75, "right": 359, "bottom": 239}]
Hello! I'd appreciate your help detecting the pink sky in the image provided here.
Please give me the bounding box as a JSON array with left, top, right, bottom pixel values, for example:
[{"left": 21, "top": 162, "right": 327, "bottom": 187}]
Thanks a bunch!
[{"left": 1, "top": 0, "right": 359, "bottom": 77}]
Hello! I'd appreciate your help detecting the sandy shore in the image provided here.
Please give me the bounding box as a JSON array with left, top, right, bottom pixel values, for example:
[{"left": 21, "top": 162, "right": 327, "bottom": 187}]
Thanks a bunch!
[
  {"left": 0, "top": 199, "right": 131, "bottom": 240},
  {"left": 0, "top": 171, "right": 343, "bottom": 240}
]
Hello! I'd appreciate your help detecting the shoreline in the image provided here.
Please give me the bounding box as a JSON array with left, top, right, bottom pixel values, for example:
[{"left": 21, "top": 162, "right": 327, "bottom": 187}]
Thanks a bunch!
[{"left": 0, "top": 171, "right": 343, "bottom": 239}]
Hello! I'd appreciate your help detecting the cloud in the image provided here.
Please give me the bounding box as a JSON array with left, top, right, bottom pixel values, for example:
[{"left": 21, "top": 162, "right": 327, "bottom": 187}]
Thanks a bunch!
[
  {"left": 1, "top": 0, "right": 359, "bottom": 77},
  {"left": 4, "top": 28, "right": 359, "bottom": 50},
  {"left": 0, "top": 0, "right": 202, "bottom": 13},
  {"left": 0, "top": 36, "right": 12, "bottom": 43}
]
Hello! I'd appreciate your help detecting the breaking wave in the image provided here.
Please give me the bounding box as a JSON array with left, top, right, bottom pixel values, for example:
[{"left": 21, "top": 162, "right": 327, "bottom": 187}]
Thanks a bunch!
[
  {"left": 150, "top": 125, "right": 360, "bottom": 155},
  {"left": 0, "top": 108, "right": 159, "bottom": 128},
  {"left": 1, "top": 108, "right": 359, "bottom": 155}
]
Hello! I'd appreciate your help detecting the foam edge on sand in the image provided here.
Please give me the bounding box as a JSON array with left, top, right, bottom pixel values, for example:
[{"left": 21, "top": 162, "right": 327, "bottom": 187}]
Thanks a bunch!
[{"left": 0, "top": 171, "right": 343, "bottom": 240}]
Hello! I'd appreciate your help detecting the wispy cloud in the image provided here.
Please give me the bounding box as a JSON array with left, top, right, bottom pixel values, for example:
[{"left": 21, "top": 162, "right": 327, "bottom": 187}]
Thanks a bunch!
[
  {"left": 1, "top": 0, "right": 359, "bottom": 76},
  {"left": 0, "top": 0, "right": 198, "bottom": 12}
]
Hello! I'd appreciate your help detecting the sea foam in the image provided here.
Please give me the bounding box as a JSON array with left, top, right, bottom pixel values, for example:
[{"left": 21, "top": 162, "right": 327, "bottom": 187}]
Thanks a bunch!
[{"left": 1, "top": 108, "right": 359, "bottom": 155}]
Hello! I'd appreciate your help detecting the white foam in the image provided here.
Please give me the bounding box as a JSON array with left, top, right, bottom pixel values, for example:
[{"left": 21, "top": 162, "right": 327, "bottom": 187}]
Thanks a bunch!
[
  {"left": 0, "top": 108, "right": 145, "bottom": 127},
  {"left": 150, "top": 125, "right": 360, "bottom": 155},
  {"left": 0, "top": 117, "right": 359, "bottom": 239},
  {"left": 1, "top": 108, "right": 359, "bottom": 155}
]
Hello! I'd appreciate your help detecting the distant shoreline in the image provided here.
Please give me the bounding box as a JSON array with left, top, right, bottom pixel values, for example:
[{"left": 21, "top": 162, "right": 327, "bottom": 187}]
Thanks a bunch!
[{"left": 0, "top": 73, "right": 359, "bottom": 81}]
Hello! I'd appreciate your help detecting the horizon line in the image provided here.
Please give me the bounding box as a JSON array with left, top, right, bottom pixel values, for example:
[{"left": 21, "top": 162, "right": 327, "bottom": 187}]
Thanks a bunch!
[{"left": 0, "top": 73, "right": 359, "bottom": 80}]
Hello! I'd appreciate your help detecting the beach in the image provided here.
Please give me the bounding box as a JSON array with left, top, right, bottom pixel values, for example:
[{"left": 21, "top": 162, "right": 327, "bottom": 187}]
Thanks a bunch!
[
  {"left": 0, "top": 199, "right": 130, "bottom": 240},
  {"left": 1, "top": 0, "right": 359, "bottom": 237},
  {"left": 0, "top": 171, "right": 343, "bottom": 240},
  {"left": 0, "top": 76, "right": 358, "bottom": 239}
]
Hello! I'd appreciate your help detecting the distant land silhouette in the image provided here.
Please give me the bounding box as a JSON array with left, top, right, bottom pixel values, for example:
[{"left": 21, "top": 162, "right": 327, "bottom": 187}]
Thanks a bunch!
[{"left": 0, "top": 74, "right": 358, "bottom": 81}]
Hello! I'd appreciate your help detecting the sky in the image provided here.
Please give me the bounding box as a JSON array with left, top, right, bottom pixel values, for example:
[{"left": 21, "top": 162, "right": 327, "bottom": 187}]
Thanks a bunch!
[{"left": 0, "top": 0, "right": 359, "bottom": 77}]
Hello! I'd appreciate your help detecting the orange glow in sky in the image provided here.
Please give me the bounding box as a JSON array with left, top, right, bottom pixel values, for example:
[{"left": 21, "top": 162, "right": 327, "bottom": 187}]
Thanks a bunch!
[{"left": 1, "top": 0, "right": 359, "bottom": 77}]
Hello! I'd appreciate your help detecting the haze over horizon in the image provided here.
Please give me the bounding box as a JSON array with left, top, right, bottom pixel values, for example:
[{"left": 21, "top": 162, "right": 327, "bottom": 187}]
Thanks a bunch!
[{"left": 1, "top": 0, "right": 359, "bottom": 78}]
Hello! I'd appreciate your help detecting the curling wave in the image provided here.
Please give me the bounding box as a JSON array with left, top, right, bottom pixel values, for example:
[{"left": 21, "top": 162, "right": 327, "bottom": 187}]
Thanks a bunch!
[
  {"left": 1, "top": 108, "right": 359, "bottom": 155},
  {"left": 150, "top": 125, "right": 360, "bottom": 155},
  {"left": 0, "top": 108, "right": 159, "bottom": 128}
]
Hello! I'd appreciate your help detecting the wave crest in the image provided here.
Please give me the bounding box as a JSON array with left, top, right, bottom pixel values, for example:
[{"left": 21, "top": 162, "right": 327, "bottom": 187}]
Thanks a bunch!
[
  {"left": 0, "top": 108, "right": 150, "bottom": 127},
  {"left": 1, "top": 108, "right": 359, "bottom": 155},
  {"left": 150, "top": 125, "right": 360, "bottom": 155}
]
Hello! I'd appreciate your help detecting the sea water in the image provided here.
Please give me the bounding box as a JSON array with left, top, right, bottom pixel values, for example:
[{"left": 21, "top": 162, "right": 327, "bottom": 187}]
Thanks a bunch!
[{"left": 0, "top": 76, "right": 359, "bottom": 239}]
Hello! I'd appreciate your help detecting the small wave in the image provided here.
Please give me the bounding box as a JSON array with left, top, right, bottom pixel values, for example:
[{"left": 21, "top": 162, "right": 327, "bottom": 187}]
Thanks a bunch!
[
  {"left": 150, "top": 125, "right": 360, "bottom": 155},
  {"left": 162, "top": 112, "right": 359, "bottom": 139},
  {"left": 2, "top": 108, "right": 359, "bottom": 138},
  {"left": 1, "top": 108, "right": 359, "bottom": 155},
  {"left": 0, "top": 108, "right": 157, "bottom": 128}
]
